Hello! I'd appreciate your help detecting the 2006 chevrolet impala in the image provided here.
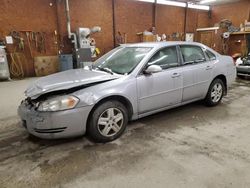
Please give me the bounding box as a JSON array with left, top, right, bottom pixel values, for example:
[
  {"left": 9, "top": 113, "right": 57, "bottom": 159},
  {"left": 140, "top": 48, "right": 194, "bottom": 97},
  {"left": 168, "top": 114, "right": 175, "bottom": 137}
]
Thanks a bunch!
[{"left": 18, "top": 42, "right": 236, "bottom": 142}]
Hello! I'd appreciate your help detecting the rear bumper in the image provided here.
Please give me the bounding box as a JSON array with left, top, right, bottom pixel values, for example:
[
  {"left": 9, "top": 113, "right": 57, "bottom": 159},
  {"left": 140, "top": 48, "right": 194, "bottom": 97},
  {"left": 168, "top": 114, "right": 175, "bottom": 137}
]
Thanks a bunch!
[{"left": 18, "top": 102, "right": 93, "bottom": 139}]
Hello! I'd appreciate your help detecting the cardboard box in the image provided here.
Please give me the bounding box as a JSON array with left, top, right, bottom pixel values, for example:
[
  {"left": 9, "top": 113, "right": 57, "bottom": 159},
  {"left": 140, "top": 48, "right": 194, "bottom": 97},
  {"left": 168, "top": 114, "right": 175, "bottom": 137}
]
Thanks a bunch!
[
  {"left": 244, "top": 26, "right": 250, "bottom": 32},
  {"left": 142, "top": 35, "right": 157, "bottom": 42},
  {"left": 244, "top": 21, "right": 250, "bottom": 32}
]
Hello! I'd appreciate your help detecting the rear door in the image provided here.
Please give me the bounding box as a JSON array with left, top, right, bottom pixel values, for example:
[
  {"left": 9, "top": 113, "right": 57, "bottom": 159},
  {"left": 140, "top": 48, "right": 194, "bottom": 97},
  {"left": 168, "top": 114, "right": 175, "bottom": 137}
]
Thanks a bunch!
[
  {"left": 179, "top": 45, "right": 213, "bottom": 102},
  {"left": 137, "top": 46, "right": 183, "bottom": 114}
]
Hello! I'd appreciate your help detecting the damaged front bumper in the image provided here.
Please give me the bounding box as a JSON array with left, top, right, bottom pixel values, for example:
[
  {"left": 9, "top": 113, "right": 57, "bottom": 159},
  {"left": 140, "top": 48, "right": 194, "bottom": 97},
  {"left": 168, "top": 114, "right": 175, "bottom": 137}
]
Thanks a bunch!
[{"left": 18, "top": 101, "right": 93, "bottom": 139}]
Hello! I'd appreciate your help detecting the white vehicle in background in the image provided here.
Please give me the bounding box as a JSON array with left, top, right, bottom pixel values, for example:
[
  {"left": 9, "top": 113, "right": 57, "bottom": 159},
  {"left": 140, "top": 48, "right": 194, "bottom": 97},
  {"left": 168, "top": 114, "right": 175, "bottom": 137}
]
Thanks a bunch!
[{"left": 235, "top": 53, "right": 250, "bottom": 77}]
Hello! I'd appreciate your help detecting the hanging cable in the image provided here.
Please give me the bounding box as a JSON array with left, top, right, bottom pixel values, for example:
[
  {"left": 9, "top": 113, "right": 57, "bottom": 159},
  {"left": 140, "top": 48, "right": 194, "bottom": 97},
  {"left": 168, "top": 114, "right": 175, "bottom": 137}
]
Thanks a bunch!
[{"left": 9, "top": 47, "right": 25, "bottom": 78}]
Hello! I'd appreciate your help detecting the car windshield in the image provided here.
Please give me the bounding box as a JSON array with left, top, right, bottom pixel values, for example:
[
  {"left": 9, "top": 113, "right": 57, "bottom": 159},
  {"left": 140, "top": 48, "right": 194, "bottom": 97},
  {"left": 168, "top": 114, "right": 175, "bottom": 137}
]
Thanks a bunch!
[{"left": 93, "top": 47, "right": 152, "bottom": 75}]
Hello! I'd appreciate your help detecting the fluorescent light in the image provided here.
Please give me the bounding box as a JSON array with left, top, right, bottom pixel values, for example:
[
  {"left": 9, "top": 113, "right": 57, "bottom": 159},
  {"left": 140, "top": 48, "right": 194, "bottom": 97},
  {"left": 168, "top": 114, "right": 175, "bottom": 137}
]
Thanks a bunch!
[
  {"left": 188, "top": 3, "right": 210, "bottom": 10},
  {"left": 136, "top": 0, "right": 155, "bottom": 3},
  {"left": 200, "top": 0, "right": 216, "bottom": 4},
  {"left": 157, "top": 0, "right": 186, "bottom": 7},
  {"left": 134, "top": 0, "right": 209, "bottom": 11}
]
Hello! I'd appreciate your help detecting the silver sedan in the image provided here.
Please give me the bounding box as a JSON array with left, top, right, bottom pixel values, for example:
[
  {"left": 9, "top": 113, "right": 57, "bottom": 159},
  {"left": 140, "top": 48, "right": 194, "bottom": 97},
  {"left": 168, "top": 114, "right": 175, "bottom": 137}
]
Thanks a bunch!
[{"left": 18, "top": 42, "right": 236, "bottom": 142}]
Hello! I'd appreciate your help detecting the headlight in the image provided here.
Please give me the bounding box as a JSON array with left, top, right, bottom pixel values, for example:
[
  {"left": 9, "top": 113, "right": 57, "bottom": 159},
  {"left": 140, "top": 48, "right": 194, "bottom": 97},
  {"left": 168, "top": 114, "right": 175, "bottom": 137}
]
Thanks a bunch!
[{"left": 37, "top": 95, "right": 79, "bottom": 112}]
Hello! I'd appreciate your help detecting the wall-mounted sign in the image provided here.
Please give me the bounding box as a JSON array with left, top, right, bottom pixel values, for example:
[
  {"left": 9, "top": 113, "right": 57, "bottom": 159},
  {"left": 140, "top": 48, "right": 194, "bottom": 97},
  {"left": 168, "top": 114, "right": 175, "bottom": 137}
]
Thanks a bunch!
[
  {"left": 185, "top": 33, "right": 194, "bottom": 42},
  {"left": 5, "top": 36, "right": 13, "bottom": 44}
]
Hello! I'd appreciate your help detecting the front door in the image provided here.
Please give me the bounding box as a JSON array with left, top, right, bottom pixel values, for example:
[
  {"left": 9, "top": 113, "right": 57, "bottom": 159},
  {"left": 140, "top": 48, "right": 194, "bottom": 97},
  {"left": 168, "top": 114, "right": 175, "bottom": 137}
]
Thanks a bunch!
[{"left": 137, "top": 46, "right": 183, "bottom": 114}]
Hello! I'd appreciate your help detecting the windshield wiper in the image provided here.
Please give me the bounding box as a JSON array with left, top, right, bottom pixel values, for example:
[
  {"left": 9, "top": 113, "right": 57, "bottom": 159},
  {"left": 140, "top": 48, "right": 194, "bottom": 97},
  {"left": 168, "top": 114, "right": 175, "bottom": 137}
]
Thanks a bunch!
[{"left": 96, "top": 66, "right": 114, "bottom": 75}]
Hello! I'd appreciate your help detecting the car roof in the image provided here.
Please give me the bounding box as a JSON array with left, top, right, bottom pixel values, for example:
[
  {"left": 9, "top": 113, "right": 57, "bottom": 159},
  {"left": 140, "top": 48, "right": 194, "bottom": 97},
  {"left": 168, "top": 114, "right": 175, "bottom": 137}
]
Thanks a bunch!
[{"left": 121, "top": 41, "right": 206, "bottom": 48}]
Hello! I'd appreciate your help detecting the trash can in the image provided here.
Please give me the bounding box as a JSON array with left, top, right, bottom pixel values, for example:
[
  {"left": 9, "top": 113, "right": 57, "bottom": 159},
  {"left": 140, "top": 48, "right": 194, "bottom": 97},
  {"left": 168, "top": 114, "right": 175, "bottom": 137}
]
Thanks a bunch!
[
  {"left": 59, "top": 54, "right": 73, "bottom": 72},
  {"left": 0, "top": 47, "right": 10, "bottom": 80}
]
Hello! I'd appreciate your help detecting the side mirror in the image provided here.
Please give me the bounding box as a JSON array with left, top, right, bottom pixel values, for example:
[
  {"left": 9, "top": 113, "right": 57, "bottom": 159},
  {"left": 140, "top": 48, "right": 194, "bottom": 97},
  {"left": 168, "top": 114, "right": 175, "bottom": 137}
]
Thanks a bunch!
[{"left": 144, "top": 65, "right": 162, "bottom": 74}]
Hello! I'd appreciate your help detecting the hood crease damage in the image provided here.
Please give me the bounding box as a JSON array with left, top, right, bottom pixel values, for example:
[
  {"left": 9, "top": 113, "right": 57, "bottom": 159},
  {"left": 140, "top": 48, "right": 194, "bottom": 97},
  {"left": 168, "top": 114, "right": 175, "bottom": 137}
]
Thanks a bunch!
[
  {"left": 30, "top": 79, "right": 116, "bottom": 101},
  {"left": 25, "top": 69, "right": 121, "bottom": 99}
]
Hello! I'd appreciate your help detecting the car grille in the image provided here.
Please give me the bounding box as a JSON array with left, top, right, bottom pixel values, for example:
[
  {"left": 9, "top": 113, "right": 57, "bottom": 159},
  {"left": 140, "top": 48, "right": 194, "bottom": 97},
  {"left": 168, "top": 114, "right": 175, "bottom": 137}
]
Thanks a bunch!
[{"left": 22, "top": 98, "right": 39, "bottom": 108}]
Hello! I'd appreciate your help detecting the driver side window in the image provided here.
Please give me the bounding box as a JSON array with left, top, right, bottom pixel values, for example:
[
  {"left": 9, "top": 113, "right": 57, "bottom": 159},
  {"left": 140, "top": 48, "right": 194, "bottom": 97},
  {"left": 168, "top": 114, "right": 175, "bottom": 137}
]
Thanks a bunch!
[{"left": 148, "top": 46, "right": 179, "bottom": 69}]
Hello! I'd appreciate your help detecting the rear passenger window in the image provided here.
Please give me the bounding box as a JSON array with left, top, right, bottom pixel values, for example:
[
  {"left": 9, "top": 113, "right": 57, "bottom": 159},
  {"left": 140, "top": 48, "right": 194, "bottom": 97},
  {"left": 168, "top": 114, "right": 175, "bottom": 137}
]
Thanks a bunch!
[
  {"left": 206, "top": 50, "right": 216, "bottom": 61},
  {"left": 180, "top": 45, "right": 206, "bottom": 65},
  {"left": 148, "top": 46, "right": 179, "bottom": 69}
]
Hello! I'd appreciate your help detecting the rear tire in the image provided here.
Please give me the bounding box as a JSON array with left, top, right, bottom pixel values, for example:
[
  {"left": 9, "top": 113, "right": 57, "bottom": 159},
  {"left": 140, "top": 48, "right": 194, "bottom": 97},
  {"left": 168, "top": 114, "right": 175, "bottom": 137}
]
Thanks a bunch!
[
  {"left": 205, "top": 79, "right": 225, "bottom": 107},
  {"left": 87, "top": 100, "right": 128, "bottom": 143}
]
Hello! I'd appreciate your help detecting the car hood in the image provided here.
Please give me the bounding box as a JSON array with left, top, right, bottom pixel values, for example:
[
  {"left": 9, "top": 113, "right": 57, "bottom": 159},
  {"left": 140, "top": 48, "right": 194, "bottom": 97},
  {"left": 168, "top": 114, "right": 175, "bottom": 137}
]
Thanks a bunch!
[{"left": 25, "top": 69, "right": 120, "bottom": 99}]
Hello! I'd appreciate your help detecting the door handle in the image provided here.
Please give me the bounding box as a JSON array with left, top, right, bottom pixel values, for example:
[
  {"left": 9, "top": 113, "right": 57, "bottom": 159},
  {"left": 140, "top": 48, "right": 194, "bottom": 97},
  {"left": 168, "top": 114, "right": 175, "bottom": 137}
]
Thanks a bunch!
[
  {"left": 171, "top": 73, "right": 181, "bottom": 78},
  {"left": 206, "top": 65, "right": 213, "bottom": 70}
]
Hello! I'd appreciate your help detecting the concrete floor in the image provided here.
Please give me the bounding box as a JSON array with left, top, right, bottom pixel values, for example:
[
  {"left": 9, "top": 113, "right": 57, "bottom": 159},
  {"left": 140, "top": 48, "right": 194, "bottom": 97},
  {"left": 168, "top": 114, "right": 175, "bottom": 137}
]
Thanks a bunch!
[{"left": 0, "top": 78, "right": 250, "bottom": 188}]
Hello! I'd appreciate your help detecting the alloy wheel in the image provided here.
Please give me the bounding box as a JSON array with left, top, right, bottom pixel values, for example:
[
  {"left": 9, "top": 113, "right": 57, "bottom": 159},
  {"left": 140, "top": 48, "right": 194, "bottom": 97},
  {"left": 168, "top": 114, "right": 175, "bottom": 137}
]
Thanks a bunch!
[
  {"left": 211, "top": 83, "right": 223, "bottom": 103},
  {"left": 97, "top": 108, "right": 124, "bottom": 137}
]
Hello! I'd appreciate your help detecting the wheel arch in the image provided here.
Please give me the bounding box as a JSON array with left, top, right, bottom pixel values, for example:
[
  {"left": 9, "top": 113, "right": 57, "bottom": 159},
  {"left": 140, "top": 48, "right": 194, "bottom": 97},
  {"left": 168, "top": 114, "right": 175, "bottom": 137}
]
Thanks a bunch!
[
  {"left": 212, "top": 74, "right": 227, "bottom": 94},
  {"left": 86, "top": 95, "right": 134, "bottom": 130}
]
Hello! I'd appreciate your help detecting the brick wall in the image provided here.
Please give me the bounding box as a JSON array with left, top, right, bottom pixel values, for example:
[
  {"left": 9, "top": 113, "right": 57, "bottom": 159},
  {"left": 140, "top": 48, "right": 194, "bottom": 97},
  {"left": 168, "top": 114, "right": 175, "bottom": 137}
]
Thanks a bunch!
[
  {"left": 115, "top": 0, "right": 154, "bottom": 43},
  {"left": 0, "top": 0, "right": 59, "bottom": 76},
  {"left": 211, "top": 0, "right": 250, "bottom": 27},
  {"left": 0, "top": 0, "right": 211, "bottom": 77}
]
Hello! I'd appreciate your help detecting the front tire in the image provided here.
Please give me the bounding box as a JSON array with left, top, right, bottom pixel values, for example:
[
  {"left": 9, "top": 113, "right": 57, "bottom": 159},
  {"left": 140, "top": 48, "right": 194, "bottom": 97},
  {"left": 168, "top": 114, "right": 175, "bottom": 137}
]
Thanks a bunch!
[
  {"left": 87, "top": 100, "right": 128, "bottom": 143},
  {"left": 205, "top": 79, "right": 225, "bottom": 107}
]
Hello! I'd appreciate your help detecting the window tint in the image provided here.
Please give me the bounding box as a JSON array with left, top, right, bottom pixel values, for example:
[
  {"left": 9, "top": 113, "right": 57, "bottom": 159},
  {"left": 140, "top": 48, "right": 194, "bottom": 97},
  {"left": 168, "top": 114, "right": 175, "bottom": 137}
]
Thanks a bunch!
[
  {"left": 148, "top": 46, "right": 179, "bottom": 69},
  {"left": 180, "top": 45, "right": 206, "bottom": 64},
  {"left": 206, "top": 50, "right": 216, "bottom": 61}
]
